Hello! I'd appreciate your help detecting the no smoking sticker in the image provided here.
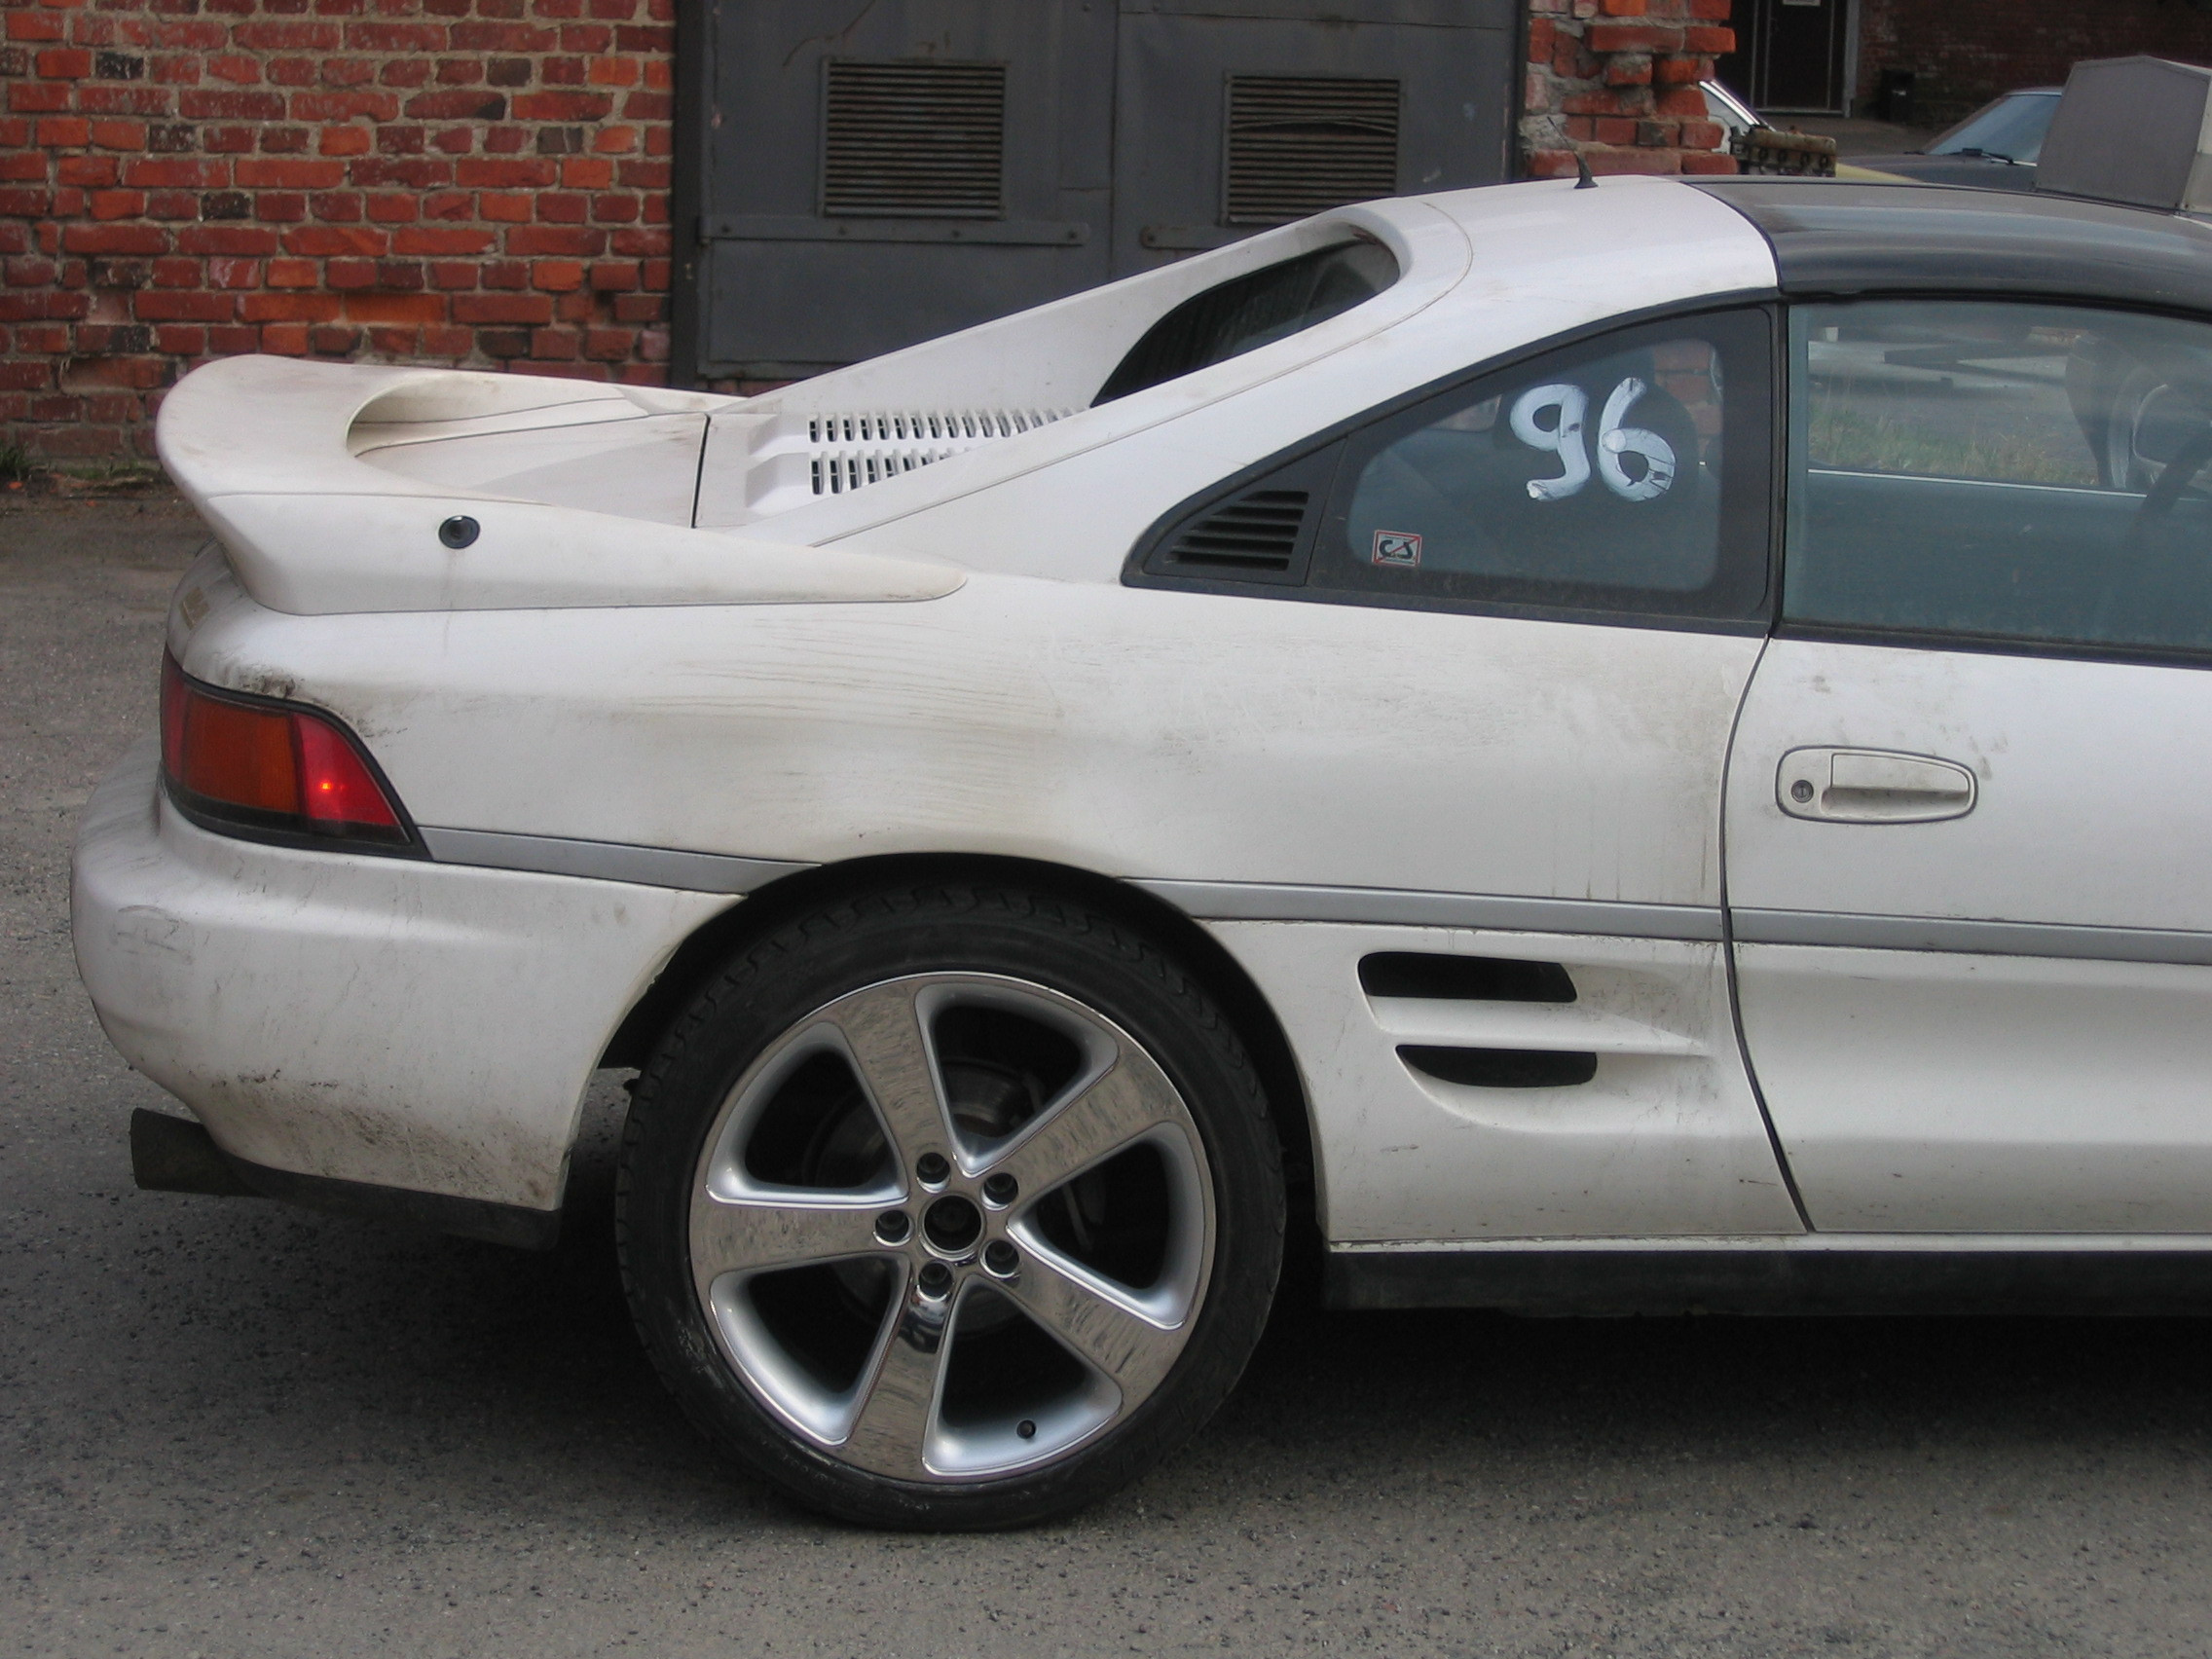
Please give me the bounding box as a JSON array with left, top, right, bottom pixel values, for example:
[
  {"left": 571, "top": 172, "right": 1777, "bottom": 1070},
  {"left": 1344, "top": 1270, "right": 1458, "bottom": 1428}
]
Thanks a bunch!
[{"left": 1371, "top": 530, "right": 1422, "bottom": 569}]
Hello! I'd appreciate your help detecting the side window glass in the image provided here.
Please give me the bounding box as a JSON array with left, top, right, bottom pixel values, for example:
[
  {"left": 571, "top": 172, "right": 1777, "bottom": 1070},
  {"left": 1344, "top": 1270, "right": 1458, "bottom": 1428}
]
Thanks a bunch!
[
  {"left": 1787, "top": 299, "right": 2212, "bottom": 654},
  {"left": 1309, "top": 310, "right": 1772, "bottom": 622}
]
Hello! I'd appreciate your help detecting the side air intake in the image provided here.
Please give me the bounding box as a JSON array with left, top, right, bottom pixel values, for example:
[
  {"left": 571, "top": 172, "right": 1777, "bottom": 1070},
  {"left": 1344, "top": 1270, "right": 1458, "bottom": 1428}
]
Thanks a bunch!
[
  {"left": 1360, "top": 953, "right": 1576, "bottom": 1004},
  {"left": 1397, "top": 1047, "right": 1599, "bottom": 1089}
]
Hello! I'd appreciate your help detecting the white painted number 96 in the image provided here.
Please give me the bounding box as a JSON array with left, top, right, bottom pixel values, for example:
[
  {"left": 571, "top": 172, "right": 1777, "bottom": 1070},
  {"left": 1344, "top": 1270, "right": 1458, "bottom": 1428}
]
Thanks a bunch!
[{"left": 1509, "top": 377, "right": 1678, "bottom": 503}]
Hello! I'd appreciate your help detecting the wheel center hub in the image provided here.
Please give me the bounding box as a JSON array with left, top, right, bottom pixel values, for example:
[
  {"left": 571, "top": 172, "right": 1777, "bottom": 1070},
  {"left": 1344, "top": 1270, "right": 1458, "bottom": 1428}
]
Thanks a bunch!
[{"left": 922, "top": 1194, "right": 982, "bottom": 1255}]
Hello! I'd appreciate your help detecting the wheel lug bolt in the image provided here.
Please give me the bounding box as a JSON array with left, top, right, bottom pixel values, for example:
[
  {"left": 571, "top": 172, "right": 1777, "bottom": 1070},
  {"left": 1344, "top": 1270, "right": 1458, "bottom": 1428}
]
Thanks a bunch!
[
  {"left": 873, "top": 1210, "right": 910, "bottom": 1245},
  {"left": 1016, "top": 1419, "right": 1036, "bottom": 1440},
  {"left": 983, "top": 1239, "right": 1019, "bottom": 1276},
  {"left": 916, "top": 1262, "right": 953, "bottom": 1298},
  {"left": 915, "top": 1152, "right": 951, "bottom": 1187},
  {"left": 982, "top": 1172, "right": 1018, "bottom": 1206}
]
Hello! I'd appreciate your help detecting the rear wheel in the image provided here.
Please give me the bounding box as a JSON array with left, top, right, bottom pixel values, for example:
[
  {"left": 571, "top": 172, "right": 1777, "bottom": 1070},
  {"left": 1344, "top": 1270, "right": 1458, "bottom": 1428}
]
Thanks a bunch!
[{"left": 617, "top": 883, "right": 1284, "bottom": 1530}]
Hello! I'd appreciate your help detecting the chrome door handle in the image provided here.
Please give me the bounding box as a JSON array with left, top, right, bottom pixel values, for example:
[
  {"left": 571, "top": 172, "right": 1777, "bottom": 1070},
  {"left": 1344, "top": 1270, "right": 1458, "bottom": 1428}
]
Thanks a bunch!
[{"left": 1776, "top": 748, "right": 1977, "bottom": 824}]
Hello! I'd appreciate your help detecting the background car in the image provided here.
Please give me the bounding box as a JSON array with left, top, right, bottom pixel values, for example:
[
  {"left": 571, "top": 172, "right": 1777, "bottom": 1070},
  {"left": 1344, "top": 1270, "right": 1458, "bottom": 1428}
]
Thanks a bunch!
[
  {"left": 1844, "top": 86, "right": 2060, "bottom": 189},
  {"left": 1702, "top": 77, "right": 1761, "bottom": 145}
]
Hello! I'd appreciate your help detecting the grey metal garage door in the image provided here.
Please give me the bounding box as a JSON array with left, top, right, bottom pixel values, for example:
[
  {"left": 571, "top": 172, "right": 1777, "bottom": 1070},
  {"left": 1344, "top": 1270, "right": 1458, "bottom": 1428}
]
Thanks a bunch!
[{"left": 676, "top": 0, "right": 1518, "bottom": 382}]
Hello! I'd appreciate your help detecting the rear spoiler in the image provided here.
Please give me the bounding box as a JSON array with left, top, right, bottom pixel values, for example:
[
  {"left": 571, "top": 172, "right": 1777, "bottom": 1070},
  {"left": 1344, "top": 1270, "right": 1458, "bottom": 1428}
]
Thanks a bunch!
[{"left": 157, "top": 356, "right": 965, "bottom": 614}]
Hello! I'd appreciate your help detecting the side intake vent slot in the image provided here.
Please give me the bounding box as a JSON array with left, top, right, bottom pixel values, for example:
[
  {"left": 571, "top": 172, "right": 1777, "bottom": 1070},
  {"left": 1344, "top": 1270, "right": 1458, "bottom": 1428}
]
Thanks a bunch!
[
  {"left": 1360, "top": 953, "right": 1576, "bottom": 1004},
  {"left": 1365, "top": 952, "right": 1594, "bottom": 1090},
  {"left": 1398, "top": 1047, "right": 1598, "bottom": 1089},
  {"left": 822, "top": 60, "right": 1007, "bottom": 220}
]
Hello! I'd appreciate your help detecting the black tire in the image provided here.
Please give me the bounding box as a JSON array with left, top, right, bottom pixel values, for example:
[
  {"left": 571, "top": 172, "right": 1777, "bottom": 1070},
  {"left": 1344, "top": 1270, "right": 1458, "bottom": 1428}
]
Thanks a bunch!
[{"left": 617, "top": 881, "right": 1285, "bottom": 1530}]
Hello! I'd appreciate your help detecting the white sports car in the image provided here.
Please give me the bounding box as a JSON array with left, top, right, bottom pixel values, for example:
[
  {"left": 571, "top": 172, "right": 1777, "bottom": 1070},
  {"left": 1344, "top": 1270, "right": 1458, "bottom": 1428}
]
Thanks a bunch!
[{"left": 73, "top": 172, "right": 2212, "bottom": 1528}]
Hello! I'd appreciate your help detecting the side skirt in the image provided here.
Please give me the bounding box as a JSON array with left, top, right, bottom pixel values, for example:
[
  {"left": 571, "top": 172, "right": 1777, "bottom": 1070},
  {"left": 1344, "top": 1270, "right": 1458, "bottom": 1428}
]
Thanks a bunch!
[{"left": 1326, "top": 1237, "right": 2212, "bottom": 1316}]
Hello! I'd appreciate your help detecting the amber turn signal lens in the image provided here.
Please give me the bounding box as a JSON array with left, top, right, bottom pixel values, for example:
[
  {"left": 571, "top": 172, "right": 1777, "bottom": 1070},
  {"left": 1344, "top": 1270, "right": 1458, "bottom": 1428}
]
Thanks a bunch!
[{"left": 160, "top": 651, "right": 411, "bottom": 847}]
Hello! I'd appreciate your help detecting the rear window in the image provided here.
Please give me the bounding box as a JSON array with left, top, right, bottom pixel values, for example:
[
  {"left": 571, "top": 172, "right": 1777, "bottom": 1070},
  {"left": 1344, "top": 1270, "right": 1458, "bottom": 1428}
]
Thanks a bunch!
[{"left": 1093, "top": 240, "right": 1399, "bottom": 406}]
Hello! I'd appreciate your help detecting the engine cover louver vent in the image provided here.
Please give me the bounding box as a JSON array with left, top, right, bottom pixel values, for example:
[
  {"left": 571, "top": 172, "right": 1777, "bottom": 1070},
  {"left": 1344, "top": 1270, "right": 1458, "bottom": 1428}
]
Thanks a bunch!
[
  {"left": 1224, "top": 75, "right": 1401, "bottom": 227},
  {"left": 1161, "top": 489, "right": 1310, "bottom": 573},
  {"left": 822, "top": 59, "right": 1007, "bottom": 220},
  {"left": 801, "top": 407, "right": 1073, "bottom": 498}
]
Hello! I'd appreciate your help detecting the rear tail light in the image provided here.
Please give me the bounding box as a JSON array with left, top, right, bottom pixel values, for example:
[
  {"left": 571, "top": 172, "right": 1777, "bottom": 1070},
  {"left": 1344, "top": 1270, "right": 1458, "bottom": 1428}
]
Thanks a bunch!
[{"left": 160, "top": 651, "right": 418, "bottom": 852}]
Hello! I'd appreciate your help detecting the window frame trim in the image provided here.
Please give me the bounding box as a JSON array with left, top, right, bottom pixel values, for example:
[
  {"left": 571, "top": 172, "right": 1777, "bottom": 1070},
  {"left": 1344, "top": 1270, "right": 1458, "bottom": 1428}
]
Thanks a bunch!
[
  {"left": 1121, "top": 292, "right": 1783, "bottom": 639},
  {"left": 1772, "top": 616, "right": 2212, "bottom": 674}
]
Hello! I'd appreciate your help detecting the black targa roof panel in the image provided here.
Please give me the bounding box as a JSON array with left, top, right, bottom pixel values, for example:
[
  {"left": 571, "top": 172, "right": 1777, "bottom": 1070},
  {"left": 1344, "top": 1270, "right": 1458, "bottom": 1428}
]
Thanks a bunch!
[{"left": 1687, "top": 179, "right": 2212, "bottom": 313}]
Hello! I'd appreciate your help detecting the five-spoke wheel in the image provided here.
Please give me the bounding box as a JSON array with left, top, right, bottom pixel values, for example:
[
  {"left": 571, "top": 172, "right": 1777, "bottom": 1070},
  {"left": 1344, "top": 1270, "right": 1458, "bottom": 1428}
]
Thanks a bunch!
[
  {"left": 619, "top": 886, "right": 1283, "bottom": 1529},
  {"left": 690, "top": 972, "right": 1214, "bottom": 1480}
]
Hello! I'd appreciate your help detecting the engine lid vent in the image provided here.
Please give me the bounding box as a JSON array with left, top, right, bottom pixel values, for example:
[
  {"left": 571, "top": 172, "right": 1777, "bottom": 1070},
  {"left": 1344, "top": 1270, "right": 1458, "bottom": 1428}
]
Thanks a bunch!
[
  {"left": 1224, "top": 74, "right": 1401, "bottom": 227},
  {"left": 728, "top": 406, "right": 1075, "bottom": 521},
  {"left": 822, "top": 59, "right": 1007, "bottom": 220},
  {"left": 803, "top": 407, "right": 1073, "bottom": 498}
]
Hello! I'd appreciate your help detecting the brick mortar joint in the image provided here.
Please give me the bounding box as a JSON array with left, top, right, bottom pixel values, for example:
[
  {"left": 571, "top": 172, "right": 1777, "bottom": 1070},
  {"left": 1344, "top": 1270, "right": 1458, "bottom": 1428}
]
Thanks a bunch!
[
  {"left": 3, "top": 0, "right": 682, "bottom": 453},
  {"left": 1521, "top": 0, "right": 1731, "bottom": 173}
]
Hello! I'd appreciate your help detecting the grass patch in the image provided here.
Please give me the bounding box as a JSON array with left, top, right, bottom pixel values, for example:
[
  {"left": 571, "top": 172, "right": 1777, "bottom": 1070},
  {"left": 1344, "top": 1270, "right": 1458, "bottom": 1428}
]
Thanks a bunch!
[
  {"left": 50, "top": 458, "right": 167, "bottom": 494},
  {"left": 0, "top": 450, "right": 173, "bottom": 501},
  {"left": 1809, "top": 400, "right": 2099, "bottom": 486}
]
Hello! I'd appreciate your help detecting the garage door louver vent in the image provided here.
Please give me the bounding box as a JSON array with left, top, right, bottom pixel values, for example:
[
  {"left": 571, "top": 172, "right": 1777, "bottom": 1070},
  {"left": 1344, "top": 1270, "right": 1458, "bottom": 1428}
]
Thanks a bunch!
[
  {"left": 822, "top": 59, "right": 1008, "bottom": 219},
  {"left": 1161, "top": 489, "right": 1310, "bottom": 573},
  {"left": 1223, "top": 75, "right": 1401, "bottom": 227}
]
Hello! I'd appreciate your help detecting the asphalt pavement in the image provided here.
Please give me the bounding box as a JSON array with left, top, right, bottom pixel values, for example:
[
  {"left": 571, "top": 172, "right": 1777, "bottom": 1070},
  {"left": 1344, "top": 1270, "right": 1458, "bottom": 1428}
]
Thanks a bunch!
[{"left": 6, "top": 495, "right": 2212, "bottom": 1658}]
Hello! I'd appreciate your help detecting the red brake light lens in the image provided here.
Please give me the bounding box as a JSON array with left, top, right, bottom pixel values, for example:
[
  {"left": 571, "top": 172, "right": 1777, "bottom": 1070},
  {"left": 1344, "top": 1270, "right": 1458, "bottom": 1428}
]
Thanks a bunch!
[{"left": 160, "top": 651, "right": 414, "bottom": 849}]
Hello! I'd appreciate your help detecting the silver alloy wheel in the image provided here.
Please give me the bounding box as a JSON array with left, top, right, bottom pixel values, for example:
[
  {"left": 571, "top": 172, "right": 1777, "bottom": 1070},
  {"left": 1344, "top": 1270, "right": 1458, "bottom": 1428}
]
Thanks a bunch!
[{"left": 687, "top": 973, "right": 1216, "bottom": 1483}]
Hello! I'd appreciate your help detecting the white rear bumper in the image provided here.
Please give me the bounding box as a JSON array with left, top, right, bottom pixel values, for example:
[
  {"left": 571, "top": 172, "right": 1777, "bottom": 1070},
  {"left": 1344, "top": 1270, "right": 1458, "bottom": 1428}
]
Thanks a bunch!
[{"left": 71, "top": 738, "right": 735, "bottom": 1221}]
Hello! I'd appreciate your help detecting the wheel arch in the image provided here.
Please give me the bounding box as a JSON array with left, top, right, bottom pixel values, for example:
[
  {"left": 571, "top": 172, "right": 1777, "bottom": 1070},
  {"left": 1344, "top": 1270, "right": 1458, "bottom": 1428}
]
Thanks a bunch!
[{"left": 598, "top": 852, "right": 1319, "bottom": 1224}]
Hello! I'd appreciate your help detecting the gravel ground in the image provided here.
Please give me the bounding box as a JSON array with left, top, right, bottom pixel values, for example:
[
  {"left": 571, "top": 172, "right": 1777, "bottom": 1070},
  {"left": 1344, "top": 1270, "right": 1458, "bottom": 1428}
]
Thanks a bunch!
[{"left": 5, "top": 495, "right": 2212, "bottom": 1658}]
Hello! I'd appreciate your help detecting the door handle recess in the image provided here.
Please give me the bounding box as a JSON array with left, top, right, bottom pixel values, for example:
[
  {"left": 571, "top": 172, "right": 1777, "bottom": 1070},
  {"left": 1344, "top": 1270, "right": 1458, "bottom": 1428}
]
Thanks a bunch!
[{"left": 1776, "top": 748, "right": 1977, "bottom": 824}]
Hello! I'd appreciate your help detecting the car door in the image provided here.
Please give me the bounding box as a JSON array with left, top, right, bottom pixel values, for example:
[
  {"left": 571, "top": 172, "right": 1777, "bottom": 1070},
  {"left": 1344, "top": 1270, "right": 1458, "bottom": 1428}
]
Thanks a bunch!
[
  {"left": 1125, "top": 305, "right": 1808, "bottom": 1242},
  {"left": 1727, "top": 296, "right": 2212, "bottom": 1233}
]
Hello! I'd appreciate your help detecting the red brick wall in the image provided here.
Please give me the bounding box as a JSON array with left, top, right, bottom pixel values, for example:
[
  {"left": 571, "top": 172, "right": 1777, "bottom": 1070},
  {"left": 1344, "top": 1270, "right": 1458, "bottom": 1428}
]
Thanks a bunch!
[
  {"left": 1860, "top": 0, "right": 2212, "bottom": 125},
  {"left": 1524, "top": 0, "right": 1737, "bottom": 178},
  {"left": 0, "top": 0, "right": 674, "bottom": 462}
]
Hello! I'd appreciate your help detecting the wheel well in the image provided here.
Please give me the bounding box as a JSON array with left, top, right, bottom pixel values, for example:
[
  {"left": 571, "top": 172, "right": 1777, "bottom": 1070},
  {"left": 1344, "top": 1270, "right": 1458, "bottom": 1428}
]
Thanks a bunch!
[{"left": 599, "top": 853, "right": 1318, "bottom": 1218}]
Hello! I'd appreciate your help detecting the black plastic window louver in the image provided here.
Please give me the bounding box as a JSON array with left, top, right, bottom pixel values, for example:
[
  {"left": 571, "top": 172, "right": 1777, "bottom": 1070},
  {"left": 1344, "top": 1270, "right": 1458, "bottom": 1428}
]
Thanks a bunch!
[{"left": 1163, "top": 489, "right": 1310, "bottom": 573}]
